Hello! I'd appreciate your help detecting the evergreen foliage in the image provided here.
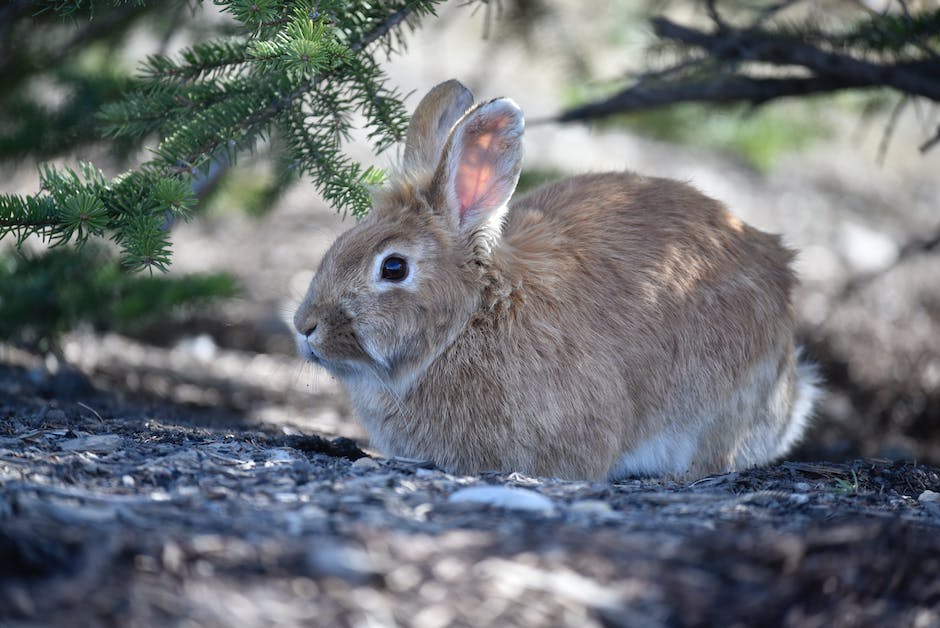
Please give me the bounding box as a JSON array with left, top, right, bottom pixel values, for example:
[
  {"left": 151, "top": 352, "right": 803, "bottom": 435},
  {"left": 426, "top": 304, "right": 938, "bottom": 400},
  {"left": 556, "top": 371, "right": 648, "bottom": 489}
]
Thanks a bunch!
[
  {"left": 0, "top": 245, "right": 238, "bottom": 355},
  {"left": 1, "top": 0, "right": 443, "bottom": 270},
  {"left": 0, "top": 0, "right": 444, "bottom": 352}
]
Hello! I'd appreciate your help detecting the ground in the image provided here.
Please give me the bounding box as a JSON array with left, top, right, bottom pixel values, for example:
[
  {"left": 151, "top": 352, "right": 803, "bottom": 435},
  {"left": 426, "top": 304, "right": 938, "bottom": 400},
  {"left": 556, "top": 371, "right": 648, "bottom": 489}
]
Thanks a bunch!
[{"left": 1, "top": 362, "right": 939, "bottom": 627}]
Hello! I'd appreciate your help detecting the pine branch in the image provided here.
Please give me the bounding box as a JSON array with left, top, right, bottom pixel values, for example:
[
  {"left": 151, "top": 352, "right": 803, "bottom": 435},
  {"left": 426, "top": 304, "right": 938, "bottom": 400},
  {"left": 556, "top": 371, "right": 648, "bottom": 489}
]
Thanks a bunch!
[
  {"left": 0, "top": 2, "right": 152, "bottom": 85},
  {"left": 1, "top": 0, "right": 444, "bottom": 271}
]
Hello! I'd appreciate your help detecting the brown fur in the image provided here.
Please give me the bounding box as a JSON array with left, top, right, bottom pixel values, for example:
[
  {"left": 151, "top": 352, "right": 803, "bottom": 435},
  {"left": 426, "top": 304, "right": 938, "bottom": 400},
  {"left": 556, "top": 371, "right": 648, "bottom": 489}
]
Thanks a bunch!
[{"left": 294, "top": 81, "right": 818, "bottom": 480}]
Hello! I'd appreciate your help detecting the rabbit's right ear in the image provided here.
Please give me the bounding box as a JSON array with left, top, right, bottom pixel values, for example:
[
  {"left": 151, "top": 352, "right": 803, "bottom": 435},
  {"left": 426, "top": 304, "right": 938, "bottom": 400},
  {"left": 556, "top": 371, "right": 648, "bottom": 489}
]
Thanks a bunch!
[
  {"left": 431, "top": 98, "right": 524, "bottom": 241},
  {"left": 403, "top": 80, "right": 475, "bottom": 172}
]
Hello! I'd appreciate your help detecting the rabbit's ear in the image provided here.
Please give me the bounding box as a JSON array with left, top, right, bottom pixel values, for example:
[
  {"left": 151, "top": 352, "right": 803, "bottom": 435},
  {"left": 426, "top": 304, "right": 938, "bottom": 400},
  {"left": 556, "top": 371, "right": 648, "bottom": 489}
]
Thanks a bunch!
[
  {"left": 403, "top": 80, "right": 475, "bottom": 172},
  {"left": 434, "top": 98, "right": 524, "bottom": 238}
]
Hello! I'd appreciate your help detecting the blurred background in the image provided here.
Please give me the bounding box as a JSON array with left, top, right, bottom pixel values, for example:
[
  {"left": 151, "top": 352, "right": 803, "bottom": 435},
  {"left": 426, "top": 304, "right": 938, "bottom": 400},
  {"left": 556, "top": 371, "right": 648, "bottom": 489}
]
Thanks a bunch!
[{"left": 2, "top": 0, "right": 938, "bottom": 465}]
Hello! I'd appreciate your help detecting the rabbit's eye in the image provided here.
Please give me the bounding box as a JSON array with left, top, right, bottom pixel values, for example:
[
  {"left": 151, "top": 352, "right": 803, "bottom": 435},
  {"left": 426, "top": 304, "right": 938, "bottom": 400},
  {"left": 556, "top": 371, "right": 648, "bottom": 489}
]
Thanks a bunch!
[{"left": 380, "top": 255, "right": 408, "bottom": 282}]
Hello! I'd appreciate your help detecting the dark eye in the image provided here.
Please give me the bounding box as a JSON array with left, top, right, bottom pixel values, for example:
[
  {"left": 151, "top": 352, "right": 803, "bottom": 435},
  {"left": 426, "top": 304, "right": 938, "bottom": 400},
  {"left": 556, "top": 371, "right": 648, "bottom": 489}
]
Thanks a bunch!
[{"left": 380, "top": 255, "right": 408, "bottom": 282}]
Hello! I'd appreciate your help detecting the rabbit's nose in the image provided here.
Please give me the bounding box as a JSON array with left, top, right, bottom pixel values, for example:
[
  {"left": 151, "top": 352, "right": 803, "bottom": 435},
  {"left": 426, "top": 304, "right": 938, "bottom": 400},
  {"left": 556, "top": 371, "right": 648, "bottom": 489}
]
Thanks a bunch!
[{"left": 302, "top": 322, "right": 318, "bottom": 337}]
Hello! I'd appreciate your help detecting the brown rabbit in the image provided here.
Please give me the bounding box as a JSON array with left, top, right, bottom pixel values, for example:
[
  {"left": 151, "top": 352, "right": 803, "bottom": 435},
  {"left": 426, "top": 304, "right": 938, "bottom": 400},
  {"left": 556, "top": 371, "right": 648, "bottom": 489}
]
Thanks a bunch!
[{"left": 294, "top": 79, "right": 819, "bottom": 480}]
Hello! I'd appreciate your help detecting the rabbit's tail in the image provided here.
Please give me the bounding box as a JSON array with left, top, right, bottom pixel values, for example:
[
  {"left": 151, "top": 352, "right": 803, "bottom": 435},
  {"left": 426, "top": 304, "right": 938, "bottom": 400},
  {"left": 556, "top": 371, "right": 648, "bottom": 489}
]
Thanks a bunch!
[{"left": 777, "top": 348, "right": 822, "bottom": 455}]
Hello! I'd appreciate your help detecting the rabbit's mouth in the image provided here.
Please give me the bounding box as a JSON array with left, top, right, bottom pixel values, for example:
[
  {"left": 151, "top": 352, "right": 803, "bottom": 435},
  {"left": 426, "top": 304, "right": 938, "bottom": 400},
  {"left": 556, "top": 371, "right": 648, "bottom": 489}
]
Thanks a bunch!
[
  {"left": 296, "top": 330, "right": 376, "bottom": 379},
  {"left": 295, "top": 332, "right": 330, "bottom": 368}
]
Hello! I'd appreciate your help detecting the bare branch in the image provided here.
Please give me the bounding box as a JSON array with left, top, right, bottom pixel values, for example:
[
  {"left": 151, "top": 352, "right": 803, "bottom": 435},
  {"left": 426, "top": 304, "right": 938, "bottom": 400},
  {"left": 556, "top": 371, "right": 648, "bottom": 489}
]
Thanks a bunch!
[
  {"left": 920, "top": 125, "right": 940, "bottom": 153},
  {"left": 556, "top": 75, "right": 868, "bottom": 123},
  {"left": 876, "top": 95, "right": 909, "bottom": 165},
  {"left": 554, "top": 12, "right": 940, "bottom": 125},
  {"left": 651, "top": 17, "right": 940, "bottom": 101}
]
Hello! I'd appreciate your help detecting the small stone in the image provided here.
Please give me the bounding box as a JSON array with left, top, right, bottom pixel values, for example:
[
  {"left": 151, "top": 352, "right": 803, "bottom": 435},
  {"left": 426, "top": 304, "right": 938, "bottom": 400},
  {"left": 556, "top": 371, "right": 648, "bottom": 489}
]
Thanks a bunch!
[
  {"left": 352, "top": 457, "right": 380, "bottom": 471},
  {"left": 448, "top": 486, "right": 555, "bottom": 513},
  {"left": 162, "top": 540, "right": 184, "bottom": 574},
  {"left": 918, "top": 490, "right": 940, "bottom": 503},
  {"left": 838, "top": 222, "right": 898, "bottom": 273},
  {"left": 307, "top": 544, "right": 380, "bottom": 584},
  {"left": 569, "top": 500, "right": 615, "bottom": 517},
  {"left": 60, "top": 434, "right": 123, "bottom": 453},
  {"left": 44, "top": 408, "right": 68, "bottom": 423},
  {"left": 794, "top": 482, "right": 811, "bottom": 492}
]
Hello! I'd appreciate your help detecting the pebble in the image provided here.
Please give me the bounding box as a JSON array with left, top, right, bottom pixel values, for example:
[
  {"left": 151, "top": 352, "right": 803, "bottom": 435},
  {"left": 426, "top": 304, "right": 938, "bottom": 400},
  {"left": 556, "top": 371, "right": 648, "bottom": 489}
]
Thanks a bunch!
[
  {"left": 59, "top": 434, "right": 123, "bottom": 453},
  {"left": 568, "top": 500, "right": 615, "bottom": 517},
  {"left": 352, "top": 457, "right": 380, "bottom": 471},
  {"left": 448, "top": 486, "right": 555, "bottom": 513},
  {"left": 918, "top": 490, "right": 940, "bottom": 503},
  {"left": 44, "top": 408, "right": 68, "bottom": 423},
  {"left": 307, "top": 544, "right": 380, "bottom": 584}
]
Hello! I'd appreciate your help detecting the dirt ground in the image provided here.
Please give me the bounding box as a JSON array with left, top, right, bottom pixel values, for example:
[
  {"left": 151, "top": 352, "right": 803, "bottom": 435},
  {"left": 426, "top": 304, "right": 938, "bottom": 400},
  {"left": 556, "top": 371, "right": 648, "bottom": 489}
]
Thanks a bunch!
[{"left": 2, "top": 362, "right": 939, "bottom": 627}]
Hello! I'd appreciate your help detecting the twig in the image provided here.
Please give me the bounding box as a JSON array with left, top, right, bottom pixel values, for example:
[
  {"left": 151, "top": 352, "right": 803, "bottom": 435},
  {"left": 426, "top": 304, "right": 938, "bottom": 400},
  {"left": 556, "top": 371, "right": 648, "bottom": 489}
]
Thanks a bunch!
[
  {"left": 920, "top": 124, "right": 940, "bottom": 153},
  {"left": 752, "top": 0, "right": 803, "bottom": 27},
  {"left": 157, "top": 2, "right": 187, "bottom": 57},
  {"left": 704, "top": 0, "right": 727, "bottom": 31},
  {"left": 351, "top": 6, "right": 415, "bottom": 53},
  {"left": 876, "top": 95, "right": 909, "bottom": 165},
  {"left": 76, "top": 401, "right": 105, "bottom": 424}
]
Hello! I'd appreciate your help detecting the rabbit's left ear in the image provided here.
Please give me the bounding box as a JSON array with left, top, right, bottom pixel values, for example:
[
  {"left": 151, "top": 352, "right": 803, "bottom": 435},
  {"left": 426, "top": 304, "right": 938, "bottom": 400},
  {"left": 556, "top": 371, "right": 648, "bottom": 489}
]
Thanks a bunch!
[
  {"left": 432, "top": 98, "right": 524, "bottom": 238},
  {"left": 403, "top": 80, "right": 475, "bottom": 172}
]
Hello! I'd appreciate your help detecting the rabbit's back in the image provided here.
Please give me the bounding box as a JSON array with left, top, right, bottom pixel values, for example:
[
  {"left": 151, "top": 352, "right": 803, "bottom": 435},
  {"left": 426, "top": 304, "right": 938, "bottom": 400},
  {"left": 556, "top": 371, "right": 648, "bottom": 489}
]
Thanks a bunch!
[
  {"left": 486, "top": 172, "right": 806, "bottom": 477},
  {"left": 502, "top": 172, "right": 797, "bottom": 367}
]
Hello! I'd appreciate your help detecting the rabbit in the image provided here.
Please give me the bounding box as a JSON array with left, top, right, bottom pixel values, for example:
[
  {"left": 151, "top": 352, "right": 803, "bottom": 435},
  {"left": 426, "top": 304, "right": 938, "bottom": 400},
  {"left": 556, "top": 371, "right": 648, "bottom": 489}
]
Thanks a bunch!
[{"left": 293, "top": 79, "right": 820, "bottom": 481}]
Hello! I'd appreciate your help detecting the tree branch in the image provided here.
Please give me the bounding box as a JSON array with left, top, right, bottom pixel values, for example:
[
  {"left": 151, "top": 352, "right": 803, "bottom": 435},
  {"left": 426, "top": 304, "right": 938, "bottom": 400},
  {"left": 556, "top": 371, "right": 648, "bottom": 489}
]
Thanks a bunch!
[
  {"left": 557, "top": 74, "right": 869, "bottom": 123},
  {"left": 351, "top": 5, "right": 415, "bottom": 52},
  {"left": 172, "top": 5, "right": 418, "bottom": 172},
  {"left": 555, "top": 12, "right": 940, "bottom": 125},
  {"left": 651, "top": 17, "right": 940, "bottom": 101}
]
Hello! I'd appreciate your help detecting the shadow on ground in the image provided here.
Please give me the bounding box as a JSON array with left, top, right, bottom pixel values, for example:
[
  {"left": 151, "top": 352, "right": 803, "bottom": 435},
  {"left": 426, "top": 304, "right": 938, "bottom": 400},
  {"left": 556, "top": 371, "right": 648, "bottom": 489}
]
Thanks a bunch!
[{"left": 1, "top": 361, "right": 939, "bottom": 627}]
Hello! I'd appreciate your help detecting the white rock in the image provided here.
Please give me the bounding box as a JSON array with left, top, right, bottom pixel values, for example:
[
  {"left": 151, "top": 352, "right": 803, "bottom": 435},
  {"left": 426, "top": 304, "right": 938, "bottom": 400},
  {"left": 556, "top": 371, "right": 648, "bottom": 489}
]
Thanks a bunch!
[
  {"left": 351, "top": 457, "right": 380, "bottom": 470},
  {"left": 307, "top": 544, "right": 378, "bottom": 583},
  {"left": 264, "top": 448, "right": 297, "bottom": 466},
  {"left": 838, "top": 222, "right": 898, "bottom": 273},
  {"left": 568, "top": 500, "right": 615, "bottom": 516},
  {"left": 918, "top": 490, "right": 940, "bottom": 503},
  {"left": 448, "top": 486, "right": 555, "bottom": 513},
  {"left": 59, "top": 434, "right": 123, "bottom": 453}
]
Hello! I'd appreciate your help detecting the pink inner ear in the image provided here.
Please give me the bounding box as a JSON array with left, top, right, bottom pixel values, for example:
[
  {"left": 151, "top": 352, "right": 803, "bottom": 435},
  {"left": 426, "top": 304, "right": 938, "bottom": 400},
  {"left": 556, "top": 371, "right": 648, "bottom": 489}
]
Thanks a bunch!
[
  {"left": 454, "top": 115, "right": 512, "bottom": 221},
  {"left": 455, "top": 131, "right": 497, "bottom": 219}
]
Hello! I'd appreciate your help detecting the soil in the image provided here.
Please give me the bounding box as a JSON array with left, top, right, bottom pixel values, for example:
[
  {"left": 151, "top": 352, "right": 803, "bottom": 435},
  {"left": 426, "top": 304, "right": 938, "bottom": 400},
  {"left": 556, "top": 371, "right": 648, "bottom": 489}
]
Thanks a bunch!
[{"left": 2, "top": 362, "right": 940, "bottom": 627}]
